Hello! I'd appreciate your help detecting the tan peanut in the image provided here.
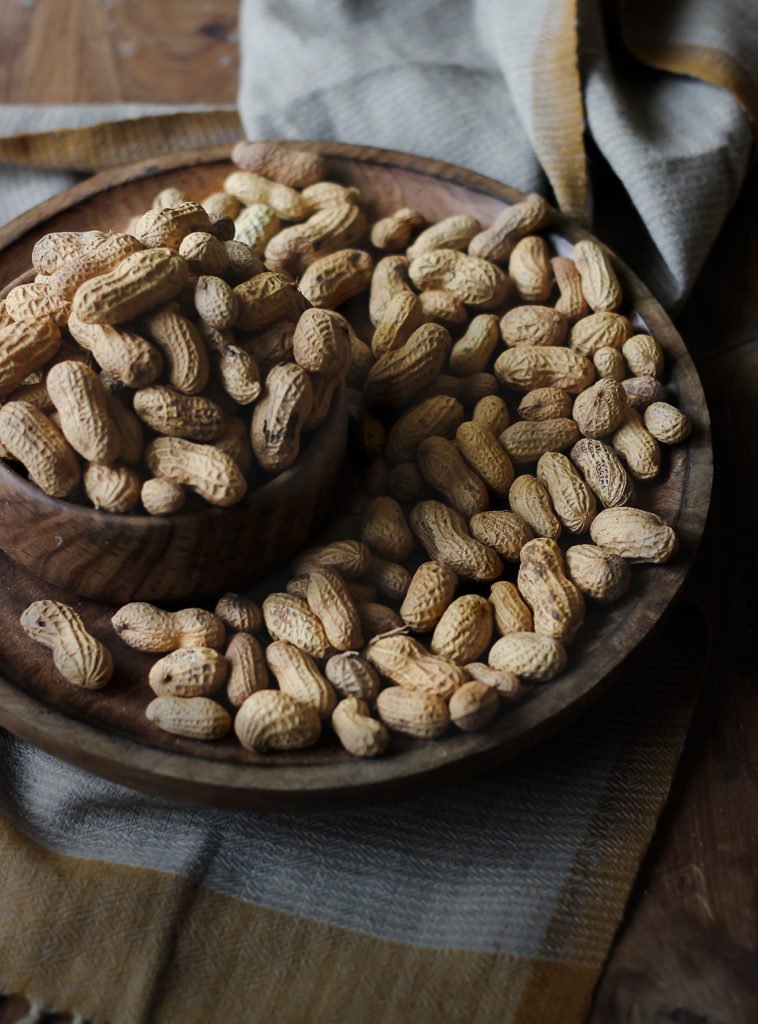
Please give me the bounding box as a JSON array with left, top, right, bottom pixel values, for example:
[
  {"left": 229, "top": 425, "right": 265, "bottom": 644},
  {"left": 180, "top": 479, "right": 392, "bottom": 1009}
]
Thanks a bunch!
[
  {"left": 371, "top": 207, "right": 426, "bottom": 250},
  {"left": 431, "top": 594, "right": 493, "bottom": 665},
  {"left": 408, "top": 215, "right": 482, "bottom": 258},
  {"left": 306, "top": 568, "right": 364, "bottom": 652},
  {"left": 266, "top": 640, "right": 337, "bottom": 719},
  {"left": 409, "top": 249, "right": 509, "bottom": 309},
  {"left": 301, "top": 181, "right": 361, "bottom": 210},
  {"left": 572, "top": 378, "right": 627, "bottom": 439},
  {"left": 21, "top": 600, "right": 113, "bottom": 688},
  {"left": 224, "top": 239, "right": 266, "bottom": 282},
  {"left": 622, "top": 334, "right": 664, "bottom": 377},
  {"left": 244, "top": 320, "right": 295, "bottom": 372},
  {"left": 593, "top": 346, "right": 626, "bottom": 382},
  {"left": 214, "top": 593, "right": 262, "bottom": 634},
  {"left": 134, "top": 386, "right": 225, "bottom": 441},
  {"left": 489, "top": 632, "right": 567, "bottom": 682},
  {"left": 517, "top": 387, "right": 572, "bottom": 421},
  {"left": 472, "top": 395, "right": 510, "bottom": 435},
  {"left": 235, "top": 272, "right": 307, "bottom": 332},
  {"left": 469, "top": 511, "right": 534, "bottom": 560},
  {"left": 141, "top": 477, "right": 185, "bottom": 516},
  {"left": 143, "top": 305, "right": 209, "bottom": 394},
  {"left": 135, "top": 201, "right": 212, "bottom": 249},
  {"left": 400, "top": 561, "right": 458, "bottom": 632},
  {"left": 46, "top": 361, "right": 120, "bottom": 464},
  {"left": 465, "top": 662, "right": 523, "bottom": 699},
  {"left": 449, "top": 681, "right": 499, "bottom": 732},
  {"left": 361, "top": 496, "right": 414, "bottom": 561},
  {"left": 67, "top": 313, "right": 162, "bottom": 388},
  {"left": 410, "top": 500, "right": 503, "bottom": 582},
  {"left": 468, "top": 193, "right": 552, "bottom": 263},
  {"left": 251, "top": 362, "right": 313, "bottom": 474},
  {"left": 489, "top": 582, "right": 534, "bottom": 635},
  {"left": 366, "top": 634, "right": 465, "bottom": 699},
  {"left": 0, "top": 318, "right": 61, "bottom": 397},
  {"left": 234, "top": 202, "right": 280, "bottom": 255},
  {"left": 417, "top": 435, "right": 489, "bottom": 516},
  {"left": 148, "top": 647, "right": 227, "bottom": 697},
  {"left": 495, "top": 346, "right": 595, "bottom": 394},
  {"left": 363, "top": 323, "right": 451, "bottom": 411},
  {"left": 293, "top": 308, "right": 350, "bottom": 377},
  {"left": 146, "top": 696, "right": 230, "bottom": 740},
  {"left": 449, "top": 314, "right": 500, "bottom": 376},
  {"left": 369, "top": 254, "right": 413, "bottom": 325},
  {"left": 201, "top": 190, "right": 240, "bottom": 220},
  {"left": 499, "top": 418, "right": 580, "bottom": 465},
  {"left": 0, "top": 401, "right": 80, "bottom": 497},
  {"left": 262, "top": 592, "right": 331, "bottom": 660},
  {"left": 264, "top": 204, "right": 366, "bottom": 276},
  {"left": 500, "top": 305, "right": 567, "bottom": 348},
  {"left": 376, "top": 686, "right": 450, "bottom": 740},
  {"left": 590, "top": 507, "right": 678, "bottom": 563},
  {"left": 418, "top": 289, "right": 467, "bottom": 325},
  {"left": 509, "top": 236, "right": 553, "bottom": 302},
  {"left": 507, "top": 474, "right": 561, "bottom": 539},
  {"left": 552, "top": 256, "right": 589, "bottom": 321},
  {"left": 178, "top": 231, "right": 228, "bottom": 276},
  {"left": 32, "top": 230, "right": 107, "bottom": 274},
  {"left": 356, "top": 601, "right": 405, "bottom": 638},
  {"left": 332, "top": 697, "right": 390, "bottom": 757},
  {"left": 224, "top": 170, "right": 312, "bottom": 221},
  {"left": 83, "top": 463, "right": 140, "bottom": 513},
  {"left": 231, "top": 141, "right": 327, "bottom": 188},
  {"left": 292, "top": 540, "right": 371, "bottom": 579},
  {"left": 153, "top": 186, "right": 190, "bottom": 210},
  {"left": 611, "top": 409, "right": 662, "bottom": 480},
  {"left": 234, "top": 689, "right": 322, "bottom": 751},
  {"left": 569, "top": 312, "right": 631, "bottom": 356},
  {"left": 146, "top": 435, "right": 246, "bottom": 506},
  {"left": 299, "top": 249, "right": 373, "bottom": 309},
  {"left": 572, "top": 239, "right": 622, "bottom": 312},
  {"left": 570, "top": 438, "right": 633, "bottom": 508},
  {"left": 325, "top": 652, "right": 381, "bottom": 702},
  {"left": 4, "top": 282, "right": 70, "bottom": 325},
  {"left": 385, "top": 395, "right": 464, "bottom": 463},
  {"left": 455, "top": 421, "right": 515, "bottom": 497},
  {"left": 226, "top": 632, "right": 269, "bottom": 707},
  {"left": 364, "top": 556, "right": 412, "bottom": 602},
  {"left": 621, "top": 375, "right": 667, "bottom": 409},
  {"left": 112, "top": 603, "right": 225, "bottom": 652},
  {"left": 536, "top": 452, "right": 597, "bottom": 534},
  {"left": 388, "top": 460, "right": 424, "bottom": 501},
  {"left": 565, "top": 544, "right": 631, "bottom": 603},
  {"left": 212, "top": 342, "right": 261, "bottom": 406},
  {"left": 194, "top": 275, "right": 239, "bottom": 329},
  {"left": 643, "top": 402, "right": 692, "bottom": 444},
  {"left": 72, "top": 248, "right": 189, "bottom": 325},
  {"left": 47, "top": 233, "right": 145, "bottom": 302},
  {"left": 371, "top": 291, "right": 423, "bottom": 357}
]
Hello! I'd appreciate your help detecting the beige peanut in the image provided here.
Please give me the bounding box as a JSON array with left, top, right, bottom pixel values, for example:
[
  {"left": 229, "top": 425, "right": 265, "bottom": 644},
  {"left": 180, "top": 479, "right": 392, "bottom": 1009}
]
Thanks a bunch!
[
  {"left": 517, "top": 537, "right": 585, "bottom": 643},
  {"left": 570, "top": 438, "right": 633, "bottom": 508},
  {"left": 536, "top": 452, "right": 597, "bottom": 533},
  {"left": 408, "top": 215, "right": 482, "bottom": 259},
  {"left": 231, "top": 141, "right": 327, "bottom": 188},
  {"left": 409, "top": 249, "right": 509, "bottom": 309},
  {"left": 363, "top": 323, "right": 451, "bottom": 411},
  {"left": 572, "top": 240, "right": 622, "bottom": 312},
  {"left": 371, "top": 207, "right": 426, "bottom": 250},
  {"left": 0, "top": 318, "right": 61, "bottom": 398},
  {"left": 507, "top": 474, "right": 561, "bottom": 539},
  {"left": 366, "top": 634, "right": 465, "bottom": 699},
  {"left": 449, "top": 681, "right": 499, "bottom": 732},
  {"left": 643, "top": 402, "right": 692, "bottom": 444},
  {"left": 214, "top": 593, "right": 262, "bottom": 634},
  {"left": 266, "top": 640, "right": 337, "bottom": 719},
  {"left": 410, "top": 500, "right": 503, "bottom": 582},
  {"left": 141, "top": 477, "right": 185, "bottom": 516},
  {"left": 306, "top": 568, "right": 364, "bottom": 652},
  {"left": 431, "top": 594, "right": 493, "bottom": 665},
  {"left": 499, "top": 418, "right": 580, "bottom": 465},
  {"left": 226, "top": 632, "right": 269, "bottom": 707},
  {"left": 325, "top": 652, "right": 381, "bottom": 702},
  {"left": 469, "top": 511, "right": 534, "bottom": 560},
  {"left": 332, "top": 697, "right": 390, "bottom": 758},
  {"left": 468, "top": 193, "right": 552, "bottom": 263},
  {"left": 495, "top": 346, "right": 595, "bottom": 394},
  {"left": 590, "top": 507, "right": 678, "bottom": 563},
  {"left": 298, "top": 249, "right": 374, "bottom": 309},
  {"left": 21, "top": 600, "right": 113, "bottom": 688},
  {"left": 449, "top": 314, "right": 500, "bottom": 376},
  {"left": 148, "top": 647, "right": 228, "bottom": 697},
  {"left": 385, "top": 395, "right": 464, "bottom": 463},
  {"left": 146, "top": 696, "right": 231, "bottom": 740},
  {"left": 0, "top": 401, "right": 80, "bottom": 497},
  {"left": 399, "top": 561, "right": 458, "bottom": 632},
  {"left": 375, "top": 686, "right": 450, "bottom": 740},
  {"left": 611, "top": 409, "right": 662, "bottom": 480},
  {"left": 143, "top": 305, "right": 210, "bottom": 395},
  {"left": 488, "top": 632, "right": 567, "bottom": 682},
  {"left": 134, "top": 386, "right": 225, "bottom": 441},
  {"left": 455, "top": 421, "right": 515, "bottom": 497},
  {"left": 517, "top": 387, "right": 572, "bottom": 421},
  {"left": 489, "top": 582, "right": 534, "bottom": 635},
  {"left": 72, "top": 248, "right": 188, "bottom": 325},
  {"left": 509, "top": 236, "right": 553, "bottom": 302},
  {"left": 146, "top": 437, "right": 247, "bottom": 507},
  {"left": 83, "top": 463, "right": 141, "bottom": 513},
  {"left": 500, "top": 305, "right": 567, "bottom": 348},
  {"left": 417, "top": 435, "right": 489, "bottom": 516},
  {"left": 262, "top": 592, "right": 331, "bottom": 660},
  {"left": 112, "top": 603, "right": 225, "bottom": 652},
  {"left": 251, "top": 362, "right": 314, "bottom": 474},
  {"left": 565, "top": 544, "right": 631, "bottom": 603}
]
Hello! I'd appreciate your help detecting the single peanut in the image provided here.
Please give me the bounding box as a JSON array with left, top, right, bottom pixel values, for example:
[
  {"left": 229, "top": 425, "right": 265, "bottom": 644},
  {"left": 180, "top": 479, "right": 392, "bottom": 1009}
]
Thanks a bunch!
[
  {"left": 565, "top": 544, "right": 631, "bottom": 603},
  {"left": 408, "top": 215, "right": 482, "bottom": 259},
  {"left": 146, "top": 437, "right": 246, "bottom": 507},
  {"left": 455, "top": 421, "right": 515, "bottom": 497},
  {"left": 141, "top": 477, "right": 185, "bottom": 516},
  {"left": 449, "top": 314, "right": 500, "bottom": 376},
  {"left": 0, "top": 318, "right": 61, "bottom": 397},
  {"left": 366, "top": 634, "right": 465, "bottom": 699},
  {"left": 622, "top": 334, "right": 664, "bottom": 378},
  {"left": 146, "top": 696, "right": 230, "bottom": 740},
  {"left": 552, "top": 256, "right": 589, "bottom": 320},
  {"left": 83, "top": 463, "right": 141, "bottom": 513},
  {"left": 325, "top": 652, "right": 381, "bottom": 702},
  {"left": 148, "top": 647, "right": 227, "bottom": 697},
  {"left": 488, "top": 631, "right": 567, "bottom": 682},
  {"left": 499, "top": 418, "right": 580, "bottom": 465},
  {"left": 489, "top": 582, "right": 534, "bottom": 635},
  {"left": 266, "top": 640, "right": 337, "bottom": 719},
  {"left": 509, "top": 236, "right": 553, "bottom": 302},
  {"left": 643, "top": 402, "right": 692, "bottom": 444},
  {"left": 112, "top": 603, "right": 225, "bottom": 652},
  {"left": 536, "top": 452, "right": 597, "bottom": 533},
  {"left": 371, "top": 207, "right": 426, "bottom": 250},
  {"left": 468, "top": 194, "right": 552, "bottom": 263},
  {"left": 410, "top": 500, "right": 503, "bottom": 582},
  {"left": 251, "top": 362, "right": 314, "bottom": 474},
  {"left": 143, "top": 305, "right": 209, "bottom": 395},
  {"left": 449, "top": 681, "right": 499, "bottom": 732},
  {"left": 409, "top": 249, "right": 509, "bottom": 309},
  {"left": 231, "top": 141, "right": 327, "bottom": 188},
  {"left": 507, "top": 474, "right": 561, "bottom": 539},
  {"left": 361, "top": 496, "right": 414, "bottom": 561},
  {"left": 299, "top": 249, "right": 374, "bottom": 309},
  {"left": 0, "top": 401, "right": 80, "bottom": 497},
  {"left": 385, "top": 395, "right": 464, "bottom": 463},
  {"left": 371, "top": 291, "right": 423, "bottom": 357},
  {"left": 517, "top": 387, "right": 572, "bottom": 421},
  {"left": 570, "top": 312, "right": 631, "bottom": 356},
  {"left": 262, "top": 592, "right": 331, "bottom": 660},
  {"left": 234, "top": 689, "right": 322, "bottom": 752},
  {"left": 214, "top": 593, "right": 262, "bottom": 634},
  {"left": 500, "top": 305, "right": 567, "bottom": 348},
  {"left": 431, "top": 594, "right": 493, "bottom": 665},
  {"left": 21, "top": 600, "right": 113, "bottom": 688},
  {"left": 363, "top": 323, "right": 451, "bottom": 411},
  {"left": 590, "top": 507, "right": 678, "bottom": 563},
  {"left": 572, "top": 240, "right": 622, "bottom": 312},
  {"left": 292, "top": 540, "right": 371, "bottom": 579},
  {"left": 134, "top": 386, "right": 225, "bottom": 441},
  {"left": 73, "top": 248, "right": 188, "bottom": 324},
  {"left": 306, "top": 568, "right": 364, "bottom": 652},
  {"left": 224, "top": 170, "right": 312, "bottom": 221},
  {"left": 471, "top": 394, "right": 510, "bottom": 435},
  {"left": 332, "top": 696, "right": 391, "bottom": 757},
  {"left": 611, "top": 409, "right": 662, "bottom": 480},
  {"left": 376, "top": 686, "right": 450, "bottom": 739},
  {"left": 226, "top": 632, "right": 269, "bottom": 707},
  {"left": 495, "top": 346, "right": 595, "bottom": 394},
  {"left": 570, "top": 438, "right": 633, "bottom": 508},
  {"left": 469, "top": 511, "right": 534, "bottom": 560}
]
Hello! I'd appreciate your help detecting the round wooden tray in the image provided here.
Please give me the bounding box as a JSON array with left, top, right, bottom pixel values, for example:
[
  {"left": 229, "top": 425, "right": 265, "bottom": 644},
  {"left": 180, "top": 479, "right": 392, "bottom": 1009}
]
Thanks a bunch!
[{"left": 0, "top": 142, "right": 712, "bottom": 810}]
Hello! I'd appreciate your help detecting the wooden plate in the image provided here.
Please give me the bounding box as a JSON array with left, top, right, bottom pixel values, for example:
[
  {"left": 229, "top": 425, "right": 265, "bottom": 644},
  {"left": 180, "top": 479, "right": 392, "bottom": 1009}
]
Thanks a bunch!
[{"left": 0, "top": 142, "right": 712, "bottom": 810}]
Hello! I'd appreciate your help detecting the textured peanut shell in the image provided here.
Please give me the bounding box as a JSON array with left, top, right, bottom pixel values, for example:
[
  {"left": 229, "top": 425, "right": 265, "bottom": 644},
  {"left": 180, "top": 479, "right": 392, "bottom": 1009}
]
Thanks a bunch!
[
  {"left": 449, "top": 681, "right": 499, "bottom": 732},
  {"left": 499, "top": 417, "right": 580, "bottom": 465},
  {"left": 507, "top": 474, "right": 561, "bottom": 539},
  {"left": 301, "top": 181, "right": 361, "bottom": 210},
  {"left": 231, "top": 141, "right": 327, "bottom": 188},
  {"left": 465, "top": 662, "right": 523, "bottom": 699},
  {"left": 643, "top": 402, "right": 692, "bottom": 444},
  {"left": 455, "top": 421, "right": 515, "bottom": 496},
  {"left": 363, "top": 323, "right": 451, "bottom": 411},
  {"left": 306, "top": 568, "right": 364, "bottom": 652},
  {"left": 356, "top": 601, "right": 405, "bottom": 639},
  {"left": 226, "top": 632, "right": 269, "bottom": 707},
  {"left": 517, "top": 538, "right": 585, "bottom": 643},
  {"left": 488, "top": 632, "right": 567, "bottom": 682},
  {"left": 83, "top": 463, "right": 141, "bottom": 513},
  {"left": 622, "top": 334, "right": 664, "bottom": 378},
  {"left": 21, "top": 600, "right": 113, "bottom": 689},
  {"left": 366, "top": 635, "right": 465, "bottom": 700},
  {"left": 201, "top": 190, "right": 240, "bottom": 220},
  {"left": 417, "top": 435, "right": 489, "bottom": 517},
  {"left": 135, "top": 201, "right": 212, "bottom": 249},
  {"left": 148, "top": 647, "right": 228, "bottom": 698},
  {"left": 385, "top": 395, "right": 464, "bottom": 463},
  {"left": 5, "top": 282, "right": 70, "bottom": 325},
  {"left": 517, "top": 387, "right": 572, "bottom": 422},
  {"left": 418, "top": 289, "right": 467, "bottom": 325},
  {"left": 214, "top": 593, "right": 262, "bottom": 634},
  {"left": 292, "top": 308, "right": 350, "bottom": 377},
  {"left": 194, "top": 275, "right": 239, "bottom": 329},
  {"left": 409, "top": 248, "right": 509, "bottom": 309},
  {"left": 298, "top": 249, "right": 374, "bottom": 309},
  {"left": 143, "top": 306, "right": 209, "bottom": 395},
  {"left": 0, "top": 401, "right": 80, "bottom": 497},
  {"left": 364, "top": 557, "right": 412, "bottom": 602},
  {"left": 265, "top": 640, "right": 337, "bottom": 719},
  {"left": 469, "top": 511, "right": 534, "bottom": 560},
  {"left": 407, "top": 215, "right": 482, "bottom": 259},
  {"left": 47, "top": 233, "right": 145, "bottom": 301},
  {"left": 251, "top": 362, "right": 313, "bottom": 474},
  {"left": 376, "top": 687, "right": 450, "bottom": 740},
  {"left": 146, "top": 696, "right": 231, "bottom": 740},
  {"left": 264, "top": 204, "right": 366, "bottom": 276},
  {"left": 500, "top": 305, "right": 567, "bottom": 348},
  {"left": 431, "top": 594, "right": 493, "bottom": 665},
  {"left": 508, "top": 236, "right": 553, "bottom": 302},
  {"left": 495, "top": 346, "right": 595, "bottom": 394},
  {"left": 32, "top": 230, "right": 107, "bottom": 274},
  {"left": 73, "top": 248, "right": 188, "bottom": 324},
  {"left": 569, "top": 312, "right": 631, "bottom": 357},
  {"left": 234, "top": 272, "right": 307, "bottom": 333},
  {"left": 361, "top": 496, "right": 414, "bottom": 562},
  {"left": 552, "top": 256, "right": 589, "bottom": 321},
  {"left": 67, "top": 313, "right": 162, "bottom": 388},
  {"left": 112, "top": 604, "right": 225, "bottom": 652},
  {"left": 224, "top": 170, "right": 312, "bottom": 221},
  {"left": 410, "top": 500, "right": 503, "bottom": 582},
  {"left": 292, "top": 540, "right": 371, "bottom": 579},
  {"left": 332, "top": 697, "right": 391, "bottom": 758},
  {"left": 621, "top": 375, "right": 667, "bottom": 409},
  {"left": 133, "top": 386, "right": 225, "bottom": 441},
  {"left": 146, "top": 437, "right": 246, "bottom": 507},
  {"left": 592, "top": 346, "right": 626, "bottom": 382},
  {"left": 467, "top": 194, "right": 552, "bottom": 263},
  {"left": 572, "top": 240, "right": 622, "bottom": 312},
  {"left": 570, "top": 438, "right": 633, "bottom": 508},
  {"left": 611, "top": 409, "right": 662, "bottom": 480},
  {"left": 368, "top": 255, "right": 413, "bottom": 325},
  {"left": 371, "top": 291, "right": 423, "bottom": 357},
  {"left": 0, "top": 318, "right": 61, "bottom": 397},
  {"left": 224, "top": 239, "right": 266, "bottom": 282},
  {"left": 325, "top": 653, "right": 381, "bottom": 702},
  {"left": 141, "top": 477, "right": 185, "bottom": 516},
  {"left": 536, "top": 452, "right": 597, "bottom": 533},
  {"left": 234, "top": 689, "right": 322, "bottom": 752},
  {"left": 590, "top": 507, "right": 678, "bottom": 564},
  {"left": 47, "top": 360, "right": 121, "bottom": 464},
  {"left": 370, "top": 207, "right": 426, "bottom": 250},
  {"left": 565, "top": 544, "right": 631, "bottom": 603},
  {"left": 572, "top": 378, "right": 628, "bottom": 438},
  {"left": 472, "top": 395, "right": 510, "bottom": 435},
  {"left": 262, "top": 593, "right": 331, "bottom": 660},
  {"left": 489, "top": 582, "right": 534, "bottom": 636},
  {"left": 449, "top": 314, "right": 500, "bottom": 376},
  {"left": 400, "top": 561, "right": 458, "bottom": 632}
]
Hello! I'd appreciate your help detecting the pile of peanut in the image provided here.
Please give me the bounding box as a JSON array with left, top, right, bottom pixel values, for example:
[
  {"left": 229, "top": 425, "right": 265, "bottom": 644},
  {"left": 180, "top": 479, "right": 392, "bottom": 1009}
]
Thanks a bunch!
[{"left": 16, "top": 141, "right": 692, "bottom": 757}]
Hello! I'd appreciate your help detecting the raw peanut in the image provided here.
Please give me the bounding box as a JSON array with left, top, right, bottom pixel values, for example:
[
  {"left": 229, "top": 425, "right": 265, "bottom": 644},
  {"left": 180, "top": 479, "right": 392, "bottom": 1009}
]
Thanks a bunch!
[
  {"left": 431, "top": 594, "right": 493, "bottom": 665},
  {"left": 366, "top": 634, "right": 465, "bottom": 699},
  {"left": 499, "top": 418, "right": 580, "bottom": 465},
  {"left": 332, "top": 697, "right": 390, "bottom": 757},
  {"left": 407, "top": 214, "right": 482, "bottom": 259},
  {"left": 32, "top": 230, "right": 107, "bottom": 274},
  {"left": 251, "top": 362, "right": 313, "bottom": 473},
  {"left": 286, "top": 576, "right": 310, "bottom": 600},
  {"left": 363, "top": 323, "right": 451, "bottom": 411},
  {"left": 469, "top": 511, "right": 534, "bottom": 560},
  {"left": 489, "top": 581, "right": 534, "bottom": 635},
  {"left": 621, "top": 375, "right": 667, "bottom": 409},
  {"left": 0, "top": 318, "right": 61, "bottom": 397},
  {"left": 112, "top": 603, "right": 225, "bottom": 652},
  {"left": 7, "top": 378, "right": 53, "bottom": 411},
  {"left": 292, "top": 540, "right": 371, "bottom": 579},
  {"left": 371, "top": 207, "right": 427, "bottom": 250},
  {"left": 244, "top": 320, "right": 295, "bottom": 373},
  {"left": 518, "top": 387, "right": 572, "bottom": 421},
  {"left": 418, "top": 290, "right": 467, "bottom": 325},
  {"left": 299, "top": 249, "right": 373, "bottom": 309},
  {"left": 400, "top": 561, "right": 458, "bottom": 632},
  {"left": 388, "top": 460, "right": 424, "bottom": 500},
  {"left": 226, "top": 632, "right": 268, "bottom": 707},
  {"left": 146, "top": 696, "right": 230, "bottom": 740},
  {"left": 455, "top": 421, "right": 515, "bottom": 497},
  {"left": 194, "top": 275, "right": 239, "bottom": 329},
  {"left": 141, "top": 476, "right": 185, "bottom": 515},
  {"left": 369, "top": 255, "right": 413, "bottom": 325},
  {"left": 325, "top": 652, "right": 381, "bottom": 702},
  {"left": 572, "top": 239, "right": 622, "bottom": 312},
  {"left": 142, "top": 305, "right": 209, "bottom": 394},
  {"left": 231, "top": 141, "right": 327, "bottom": 187},
  {"left": 305, "top": 371, "right": 342, "bottom": 432},
  {"left": 48, "top": 234, "right": 146, "bottom": 302},
  {"left": 235, "top": 272, "right": 307, "bottom": 332},
  {"left": 622, "top": 334, "right": 664, "bottom": 377},
  {"left": 495, "top": 346, "right": 595, "bottom": 394},
  {"left": 565, "top": 544, "right": 631, "bottom": 603},
  {"left": 489, "top": 631, "right": 567, "bottom": 681},
  {"left": 148, "top": 647, "right": 227, "bottom": 697},
  {"left": 262, "top": 592, "right": 331, "bottom": 659},
  {"left": 235, "top": 689, "right": 322, "bottom": 751},
  {"left": 508, "top": 236, "right": 553, "bottom": 302},
  {"left": 146, "top": 437, "right": 247, "bottom": 507},
  {"left": 106, "top": 392, "right": 143, "bottom": 465},
  {"left": 552, "top": 256, "right": 589, "bottom": 320},
  {"left": 643, "top": 402, "right": 691, "bottom": 444},
  {"left": 572, "top": 378, "right": 628, "bottom": 438},
  {"left": 234, "top": 202, "right": 281, "bottom": 254},
  {"left": 410, "top": 500, "right": 503, "bottom": 582},
  {"left": 472, "top": 395, "right": 510, "bottom": 434},
  {"left": 536, "top": 452, "right": 597, "bottom": 533},
  {"left": 266, "top": 641, "right": 337, "bottom": 719},
  {"left": 265, "top": 204, "right": 366, "bottom": 276},
  {"left": 569, "top": 312, "right": 632, "bottom": 356},
  {"left": 224, "top": 239, "right": 266, "bottom": 282},
  {"left": 507, "top": 474, "right": 561, "bottom": 539},
  {"left": 361, "top": 496, "right": 414, "bottom": 561},
  {"left": 214, "top": 593, "right": 262, "bottom": 634},
  {"left": 500, "top": 305, "right": 567, "bottom": 348},
  {"left": 135, "top": 201, "right": 212, "bottom": 249},
  {"left": 211, "top": 417, "right": 254, "bottom": 475},
  {"left": 386, "top": 395, "right": 464, "bottom": 463},
  {"left": 224, "top": 170, "right": 312, "bottom": 221},
  {"left": 570, "top": 438, "right": 633, "bottom": 508},
  {"left": 46, "top": 361, "right": 121, "bottom": 463},
  {"left": 468, "top": 194, "right": 552, "bottom": 262},
  {"left": 306, "top": 568, "right": 363, "bottom": 652},
  {"left": 371, "top": 292, "right": 423, "bottom": 357},
  {"left": 153, "top": 186, "right": 190, "bottom": 209},
  {"left": 449, "top": 314, "right": 500, "bottom": 375},
  {"left": 417, "top": 435, "right": 489, "bottom": 516},
  {"left": 301, "top": 181, "right": 361, "bottom": 210},
  {"left": 593, "top": 346, "right": 625, "bottom": 382},
  {"left": 364, "top": 556, "right": 412, "bottom": 602},
  {"left": 465, "top": 662, "right": 523, "bottom": 699},
  {"left": 590, "top": 507, "right": 678, "bottom": 563},
  {"left": 449, "top": 681, "right": 499, "bottom": 732},
  {"left": 5, "top": 282, "right": 70, "bottom": 325},
  {"left": 611, "top": 409, "right": 662, "bottom": 480},
  {"left": 376, "top": 686, "right": 450, "bottom": 739},
  {"left": 21, "top": 600, "right": 112, "bottom": 688},
  {"left": 83, "top": 463, "right": 140, "bottom": 513},
  {"left": 356, "top": 601, "right": 405, "bottom": 638},
  {"left": 409, "top": 249, "right": 509, "bottom": 309},
  {"left": 134, "top": 386, "right": 225, "bottom": 441},
  {"left": 212, "top": 343, "right": 261, "bottom": 406},
  {"left": 67, "top": 313, "right": 162, "bottom": 388},
  {"left": 201, "top": 190, "right": 240, "bottom": 220},
  {"left": 293, "top": 308, "right": 350, "bottom": 377}
]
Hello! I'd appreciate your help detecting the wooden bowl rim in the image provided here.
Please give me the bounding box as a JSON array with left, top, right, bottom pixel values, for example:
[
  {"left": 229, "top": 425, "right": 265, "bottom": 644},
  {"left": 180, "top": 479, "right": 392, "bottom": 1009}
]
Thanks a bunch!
[{"left": 0, "top": 141, "right": 713, "bottom": 810}]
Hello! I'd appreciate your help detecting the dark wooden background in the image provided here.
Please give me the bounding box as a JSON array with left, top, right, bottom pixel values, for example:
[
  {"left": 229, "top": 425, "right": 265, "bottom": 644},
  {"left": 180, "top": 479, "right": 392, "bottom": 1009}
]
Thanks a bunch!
[{"left": 0, "top": 2, "right": 755, "bottom": 1021}]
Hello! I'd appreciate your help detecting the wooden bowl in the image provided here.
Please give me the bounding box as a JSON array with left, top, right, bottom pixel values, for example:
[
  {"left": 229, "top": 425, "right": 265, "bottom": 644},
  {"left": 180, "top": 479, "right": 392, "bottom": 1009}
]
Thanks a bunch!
[{"left": 0, "top": 142, "right": 712, "bottom": 809}]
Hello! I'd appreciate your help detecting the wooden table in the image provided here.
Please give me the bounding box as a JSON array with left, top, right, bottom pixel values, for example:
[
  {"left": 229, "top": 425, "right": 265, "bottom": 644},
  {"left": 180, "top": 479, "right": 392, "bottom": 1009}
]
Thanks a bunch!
[{"left": 0, "top": 2, "right": 755, "bottom": 1021}]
